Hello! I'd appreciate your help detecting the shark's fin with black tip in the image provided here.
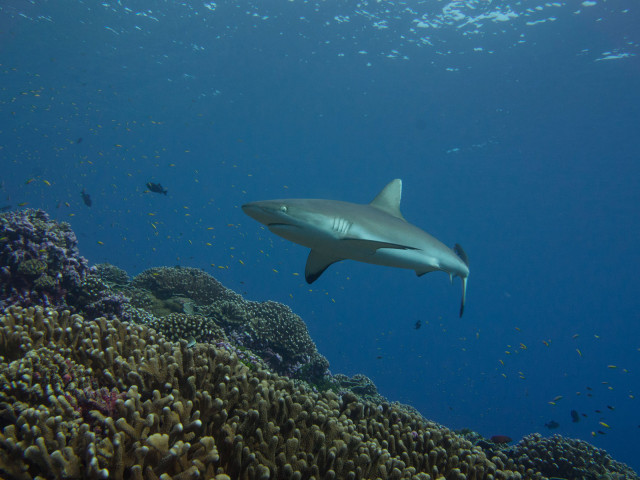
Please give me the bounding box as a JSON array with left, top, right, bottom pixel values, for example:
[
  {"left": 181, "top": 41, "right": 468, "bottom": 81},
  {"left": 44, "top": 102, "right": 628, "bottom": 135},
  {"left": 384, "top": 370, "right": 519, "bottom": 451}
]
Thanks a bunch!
[{"left": 305, "top": 250, "right": 342, "bottom": 284}]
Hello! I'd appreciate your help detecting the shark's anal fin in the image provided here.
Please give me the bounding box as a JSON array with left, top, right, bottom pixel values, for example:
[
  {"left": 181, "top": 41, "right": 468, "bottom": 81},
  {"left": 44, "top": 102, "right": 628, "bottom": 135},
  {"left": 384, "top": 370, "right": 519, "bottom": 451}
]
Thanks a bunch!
[{"left": 305, "top": 250, "right": 342, "bottom": 284}]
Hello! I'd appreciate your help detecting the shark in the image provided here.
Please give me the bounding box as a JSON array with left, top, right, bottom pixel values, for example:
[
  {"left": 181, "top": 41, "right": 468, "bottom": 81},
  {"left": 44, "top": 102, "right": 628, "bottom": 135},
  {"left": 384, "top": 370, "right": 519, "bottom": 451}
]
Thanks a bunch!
[{"left": 242, "top": 179, "right": 470, "bottom": 316}]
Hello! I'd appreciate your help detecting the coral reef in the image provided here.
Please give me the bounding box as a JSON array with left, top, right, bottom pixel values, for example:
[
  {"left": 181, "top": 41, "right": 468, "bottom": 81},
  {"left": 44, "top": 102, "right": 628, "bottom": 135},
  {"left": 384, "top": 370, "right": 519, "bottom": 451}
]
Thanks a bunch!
[
  {"left": 94, "top": 263, "right": 130, "bottom": 287},
  {"left": 333, "top": 374, "right": 381, "bottom": 401},
  {"left": 0, "top": 210, "right": 637, "bottom": 480},
  {"left": 0, "top": 209, "right": 91, "bottom": 309},
  {"left": 0, "top": 306, "right": 535, "bottom": 480},
  {"left": 132, "top": 266, "right": 241, "bottom": 306},
  {"left": 128, "top": 266, "right": 329, "bottom": 381},
  {"left": 507, "top": 433, "right": 637, "bottom": 480},
  {"left": 204, "top": 299, "right": 329, "bottom": 380},
  {"left": 146, "top": 313, "right": 228, "bottom": 344}
]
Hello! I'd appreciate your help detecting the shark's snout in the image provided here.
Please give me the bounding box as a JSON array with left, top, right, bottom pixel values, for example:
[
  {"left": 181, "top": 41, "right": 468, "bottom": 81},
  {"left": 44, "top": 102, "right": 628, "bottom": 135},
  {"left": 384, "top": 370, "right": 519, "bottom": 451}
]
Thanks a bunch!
[
  {"left": 242, "top": 201, "right": 287, "bottom": 226},
  {"left": 241, "top": 202, "right": 266, "bottom": 223}
]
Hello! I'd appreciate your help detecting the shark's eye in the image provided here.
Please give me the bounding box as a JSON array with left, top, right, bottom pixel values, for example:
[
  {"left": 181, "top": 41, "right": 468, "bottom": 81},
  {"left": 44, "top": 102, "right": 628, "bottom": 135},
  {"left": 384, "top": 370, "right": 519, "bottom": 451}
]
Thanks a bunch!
[{"left": 280, "top": 205, "right": 288, "bottom": 213}]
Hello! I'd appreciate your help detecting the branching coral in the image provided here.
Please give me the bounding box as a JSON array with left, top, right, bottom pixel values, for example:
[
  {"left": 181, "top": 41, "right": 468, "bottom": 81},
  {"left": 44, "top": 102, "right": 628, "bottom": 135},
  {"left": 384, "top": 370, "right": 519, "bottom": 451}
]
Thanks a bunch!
[{"left": 0, "top": 306, "right": 555, "bottom": 480}]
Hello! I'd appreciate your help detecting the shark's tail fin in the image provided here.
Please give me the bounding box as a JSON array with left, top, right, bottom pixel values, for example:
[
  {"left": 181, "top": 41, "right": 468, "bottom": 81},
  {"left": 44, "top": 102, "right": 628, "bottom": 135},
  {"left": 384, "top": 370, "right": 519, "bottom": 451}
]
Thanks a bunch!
[{"left": 454, "top": 244, "right": 469, "bottom": 317}]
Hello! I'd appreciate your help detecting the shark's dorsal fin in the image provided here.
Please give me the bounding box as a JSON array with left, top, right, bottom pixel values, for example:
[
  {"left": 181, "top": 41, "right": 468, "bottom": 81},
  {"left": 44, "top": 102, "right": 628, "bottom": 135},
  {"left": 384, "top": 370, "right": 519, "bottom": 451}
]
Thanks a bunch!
[{"left": 369, "top": 179, "right": 406, "bottom": 221}]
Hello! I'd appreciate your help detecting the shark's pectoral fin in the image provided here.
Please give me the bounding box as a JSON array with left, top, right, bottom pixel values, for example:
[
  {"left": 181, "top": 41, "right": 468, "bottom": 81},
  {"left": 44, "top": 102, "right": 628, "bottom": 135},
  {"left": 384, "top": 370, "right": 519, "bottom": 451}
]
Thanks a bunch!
[
  {"left": 341, "top": 238, "right": 418, "bottom": 256},
  {"left": 305, "top": 250, "right": 342, "bottom": 284}
]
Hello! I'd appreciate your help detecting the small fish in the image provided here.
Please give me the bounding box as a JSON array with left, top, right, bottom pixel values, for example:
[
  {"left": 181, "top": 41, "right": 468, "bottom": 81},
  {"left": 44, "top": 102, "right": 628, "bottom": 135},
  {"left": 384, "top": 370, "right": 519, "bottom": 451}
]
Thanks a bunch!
[
  {"left": 0, "top": 205, "right": 11, "bottom": 212},
  {"left": 81, "top": 189, "right": 92, "bottom": 206},
  {"left": 414, "top": 320, "right": 422, "bottom": 330},
  {"left": 77, "top": 137, "right": 83, "bottom": 143},
  {"left": 490, "top": 435, "right": 512, "bottom": 444},
  {"left": 599, "top": 421, "right": 610, "bottom": 428},
  {"left": 146, "top": 182, "right": 168, "bottom": 195},
  {"left": 545, "top": 421, "right": 559, "bottom": 430},
  {"left": 597, "top": 430, "right": 606, "bottom": 435},
  {"left": 607, "top": 405, "right": 615, "bottom": 410},
  {"left": 25, "top": 178, "right": 36, "bottom": 185},
  {"left": 570, "top": 410, "right": 580, "bottom": 423}
]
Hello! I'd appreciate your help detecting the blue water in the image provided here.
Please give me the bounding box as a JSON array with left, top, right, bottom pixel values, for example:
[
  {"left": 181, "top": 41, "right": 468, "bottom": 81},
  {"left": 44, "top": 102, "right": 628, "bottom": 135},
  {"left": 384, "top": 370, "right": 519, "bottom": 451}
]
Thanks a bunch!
[{"left": 2, "top": 0, "right": 639, "bottom": 471}]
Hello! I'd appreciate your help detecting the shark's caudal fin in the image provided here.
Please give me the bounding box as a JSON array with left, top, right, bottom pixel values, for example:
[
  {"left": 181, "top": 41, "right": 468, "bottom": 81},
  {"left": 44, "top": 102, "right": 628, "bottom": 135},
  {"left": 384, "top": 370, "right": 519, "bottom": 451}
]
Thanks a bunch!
[{"left": 454, "top": 244, "right": 469, "bottom": 317}]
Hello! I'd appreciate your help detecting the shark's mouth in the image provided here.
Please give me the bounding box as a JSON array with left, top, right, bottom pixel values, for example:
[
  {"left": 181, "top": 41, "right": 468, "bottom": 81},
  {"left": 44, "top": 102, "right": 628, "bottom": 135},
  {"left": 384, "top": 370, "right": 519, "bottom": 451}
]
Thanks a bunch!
[{"left": 268, "top": 223, "right": 299, "bottom": 228}]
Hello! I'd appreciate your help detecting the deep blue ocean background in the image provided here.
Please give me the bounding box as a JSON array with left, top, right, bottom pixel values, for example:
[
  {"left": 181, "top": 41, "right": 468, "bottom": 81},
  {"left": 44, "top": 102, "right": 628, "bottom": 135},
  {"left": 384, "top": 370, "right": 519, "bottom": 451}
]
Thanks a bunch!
[{"left": 2, "top": 0, "right": 639, "bottom": 471}]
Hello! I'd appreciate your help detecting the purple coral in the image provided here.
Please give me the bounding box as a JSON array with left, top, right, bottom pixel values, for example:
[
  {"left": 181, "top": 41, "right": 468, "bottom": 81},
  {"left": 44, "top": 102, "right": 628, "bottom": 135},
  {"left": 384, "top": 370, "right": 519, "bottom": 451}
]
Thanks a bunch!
[{"left": 0, "top": 209, "right": 92, "bottom": 309}]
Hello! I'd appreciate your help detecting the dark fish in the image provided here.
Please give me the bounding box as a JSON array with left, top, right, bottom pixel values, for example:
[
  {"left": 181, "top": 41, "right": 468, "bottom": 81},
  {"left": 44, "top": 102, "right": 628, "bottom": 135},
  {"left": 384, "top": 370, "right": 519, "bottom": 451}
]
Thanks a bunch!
[
  {"left": 0, "top": 205, "right": 11, "bottom": 212},
  {"left": 597, "top": 430, "right": 606, "bottom": 435},
  {"left": 376, "top": 355, "right": 383, "bottom": 360},
  {"left": 81, "top": 189, "right": 92, "bottom": 207},
  {"left": 570, "top": 410, "right": 580, "bottom": 423},
  {"left": 414, "top": 320, "right": 421, "bottom": 330},
  {"left": 607, "top": 405, "right": 615, "bottom": 410},
  {"left": 146, "top": 182, "right": 168, "bottom": 195},
  {"left": 595, "top": 410, "right": 601, "bottom": 414},
  {"left": 490, "top": 435, "right": 512, "bottom": 444},
  {"left": 545, "top": 421, "right": 559, "bottom": 430},
  {"left": 77, "top": 137, "right": 83, "bottom": 143}
]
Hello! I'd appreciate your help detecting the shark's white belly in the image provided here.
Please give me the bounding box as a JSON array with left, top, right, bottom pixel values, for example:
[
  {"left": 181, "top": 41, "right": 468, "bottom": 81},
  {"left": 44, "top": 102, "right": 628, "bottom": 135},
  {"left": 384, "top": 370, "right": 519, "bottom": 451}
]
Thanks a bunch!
[{"left": 334, "top": 240, "right": 441, "bottom": 272}]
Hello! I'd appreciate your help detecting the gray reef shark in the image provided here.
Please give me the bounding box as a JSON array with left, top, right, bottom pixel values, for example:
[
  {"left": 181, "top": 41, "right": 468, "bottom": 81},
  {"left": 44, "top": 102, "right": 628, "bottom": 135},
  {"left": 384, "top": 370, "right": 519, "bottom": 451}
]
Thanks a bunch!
[{"left": 242, "top": 179, "right": 470, "bottom": 316}]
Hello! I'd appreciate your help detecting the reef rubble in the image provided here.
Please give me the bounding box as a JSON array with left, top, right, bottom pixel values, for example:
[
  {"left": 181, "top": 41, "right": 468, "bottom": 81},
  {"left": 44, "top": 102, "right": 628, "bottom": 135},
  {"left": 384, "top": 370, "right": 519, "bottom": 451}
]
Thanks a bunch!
[{"left": 0, "top": 209, "right": 637, "bottom": 480}]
